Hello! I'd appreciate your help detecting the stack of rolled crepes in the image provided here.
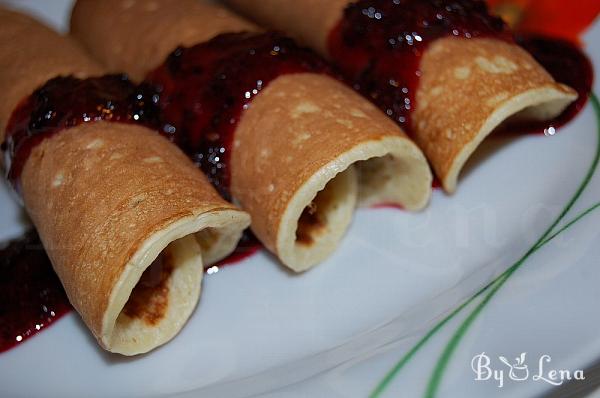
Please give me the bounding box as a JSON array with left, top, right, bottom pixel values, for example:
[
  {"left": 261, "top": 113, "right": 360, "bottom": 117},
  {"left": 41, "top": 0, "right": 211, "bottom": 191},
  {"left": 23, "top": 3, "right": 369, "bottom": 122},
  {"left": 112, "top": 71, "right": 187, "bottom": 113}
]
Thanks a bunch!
[
  {"left": 224, "top": 0, "right": 578, "bottom": 192},
  {"left": 0, "top": 8, "right": 250, "bottom": 355},
  {"left": 71, "top": 0, "right": 433, "bottom": 272}
]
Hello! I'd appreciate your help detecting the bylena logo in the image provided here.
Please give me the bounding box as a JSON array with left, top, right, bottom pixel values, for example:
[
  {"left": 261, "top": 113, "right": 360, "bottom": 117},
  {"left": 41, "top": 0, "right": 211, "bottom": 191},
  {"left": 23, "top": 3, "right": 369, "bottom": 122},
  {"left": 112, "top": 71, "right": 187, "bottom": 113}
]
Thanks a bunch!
[{"left": 471, "top": 352, "right": 585, "bottom": 388}]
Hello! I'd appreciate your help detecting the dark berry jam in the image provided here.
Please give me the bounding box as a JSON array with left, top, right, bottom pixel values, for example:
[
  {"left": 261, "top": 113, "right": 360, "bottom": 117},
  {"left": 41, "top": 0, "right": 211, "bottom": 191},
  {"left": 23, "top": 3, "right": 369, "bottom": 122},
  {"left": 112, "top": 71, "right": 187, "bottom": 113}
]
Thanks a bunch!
[
  {"left": 505, "top": 34, "right": 593, "bottom": 134},
  {"left": 146, "top": 31, "right": 330, "bottom": 199},
  {"left": 0, "top": 231, "right": 72, "bottom": 353},
  {"left": 2, "top": 74, "right": 160, "bottom": 193},
  {"left": 328, "top": 0, "right": 509, "bottom": 129}
]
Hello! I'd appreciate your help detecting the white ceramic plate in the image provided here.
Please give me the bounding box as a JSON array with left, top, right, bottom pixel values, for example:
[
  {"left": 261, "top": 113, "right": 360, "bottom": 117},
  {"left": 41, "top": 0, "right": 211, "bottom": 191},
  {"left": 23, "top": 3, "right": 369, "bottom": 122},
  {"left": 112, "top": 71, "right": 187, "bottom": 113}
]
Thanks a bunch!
[{"left": 1, "top": 2, "right": 599, "bottom": 397}]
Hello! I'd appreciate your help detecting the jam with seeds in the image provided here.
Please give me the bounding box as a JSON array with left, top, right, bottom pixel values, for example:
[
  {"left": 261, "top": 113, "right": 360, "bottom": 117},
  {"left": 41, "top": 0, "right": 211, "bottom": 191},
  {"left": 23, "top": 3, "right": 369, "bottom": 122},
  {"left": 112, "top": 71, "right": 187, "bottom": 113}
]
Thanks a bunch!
[
  {"left": 2, "top": 74, "right": 160, "bottom": 192},
  {"left": 146, "top": 31, "right": 330, "bottom": 199},
  {"left": 328, "top": 0, "right": 509, "bottom": 130}
]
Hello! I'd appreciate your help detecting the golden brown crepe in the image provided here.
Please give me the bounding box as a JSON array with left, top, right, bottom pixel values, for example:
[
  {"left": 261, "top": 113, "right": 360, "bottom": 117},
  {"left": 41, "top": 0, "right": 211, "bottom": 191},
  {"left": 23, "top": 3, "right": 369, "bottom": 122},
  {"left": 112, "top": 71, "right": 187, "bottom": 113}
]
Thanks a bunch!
[
  {"left": 0, "top": 7, "right": 250, "bottom": 355},
  {"left": 71, "top": 0, "right": 432, "bottom": 272},
  {"left": 224, "top": 0, "right": 578, "bottom": 192},
  {"left": 72, "top": 0, "right": 256, "bottom": 82}
]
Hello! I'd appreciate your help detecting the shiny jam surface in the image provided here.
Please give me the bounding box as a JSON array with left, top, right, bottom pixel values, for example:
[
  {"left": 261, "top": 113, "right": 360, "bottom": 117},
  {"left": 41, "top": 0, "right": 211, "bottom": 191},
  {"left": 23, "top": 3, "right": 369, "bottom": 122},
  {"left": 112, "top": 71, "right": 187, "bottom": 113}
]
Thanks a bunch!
[
  {"left": 146, "top": 31, "right": 329, "bottom": 199},
  {"left": 2, "top": 74, "right": 160, "bottom": 191},
  {"left": 328, "top": 0, "right": 509, "bottom": 129},
  {"left": 0, "top": 231, "right": 72, "bottom": 353}
]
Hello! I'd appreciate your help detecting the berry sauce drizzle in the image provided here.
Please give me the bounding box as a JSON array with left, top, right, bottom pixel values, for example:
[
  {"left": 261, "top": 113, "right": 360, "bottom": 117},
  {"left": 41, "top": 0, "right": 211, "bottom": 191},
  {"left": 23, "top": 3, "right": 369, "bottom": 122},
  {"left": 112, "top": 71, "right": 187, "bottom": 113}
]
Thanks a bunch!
[
  {"left": 2, "top": 74, "right": 160, "bottom": 193},
  {"left": 146, "top": 31, "right": 329, "bottom": 199},
  {"left": 0, "top": 231, "right": 71, "bottom": 353},
  {"left": 328, "top": 0, "right": 510, "bottom": 130}
]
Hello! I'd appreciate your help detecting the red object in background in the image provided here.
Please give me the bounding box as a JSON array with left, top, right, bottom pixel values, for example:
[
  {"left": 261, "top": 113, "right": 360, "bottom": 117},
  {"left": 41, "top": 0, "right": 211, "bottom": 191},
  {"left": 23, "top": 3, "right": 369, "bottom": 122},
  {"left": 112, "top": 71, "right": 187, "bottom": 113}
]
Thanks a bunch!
[{"left": 488, "top": 0, "right": 600, "bottom": 43}]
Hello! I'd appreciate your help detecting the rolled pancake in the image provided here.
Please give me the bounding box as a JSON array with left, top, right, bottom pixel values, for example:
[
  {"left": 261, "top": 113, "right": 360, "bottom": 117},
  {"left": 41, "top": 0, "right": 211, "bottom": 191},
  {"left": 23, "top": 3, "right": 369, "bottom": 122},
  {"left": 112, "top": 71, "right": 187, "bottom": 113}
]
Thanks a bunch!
[
  {"left": 231, "top": 73, "right": 429, "bottom": 268},
  {"left": 224, "top": 0, "right": 578, "bottom": 192},
  {"left": 71, "top": 0, "right": 432, "bottom": 272},
  {"left": 72, "top": 0, "right": 257, "bottom": 82},
  {"left": 413, "top": 37, "right": 575, "bottom": 192},
  {"left": 0, "top": 8, "right": 250, "bottom": 355},
  {"left": 0, "top": 8, "right": 101, "bottom": 140}
]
